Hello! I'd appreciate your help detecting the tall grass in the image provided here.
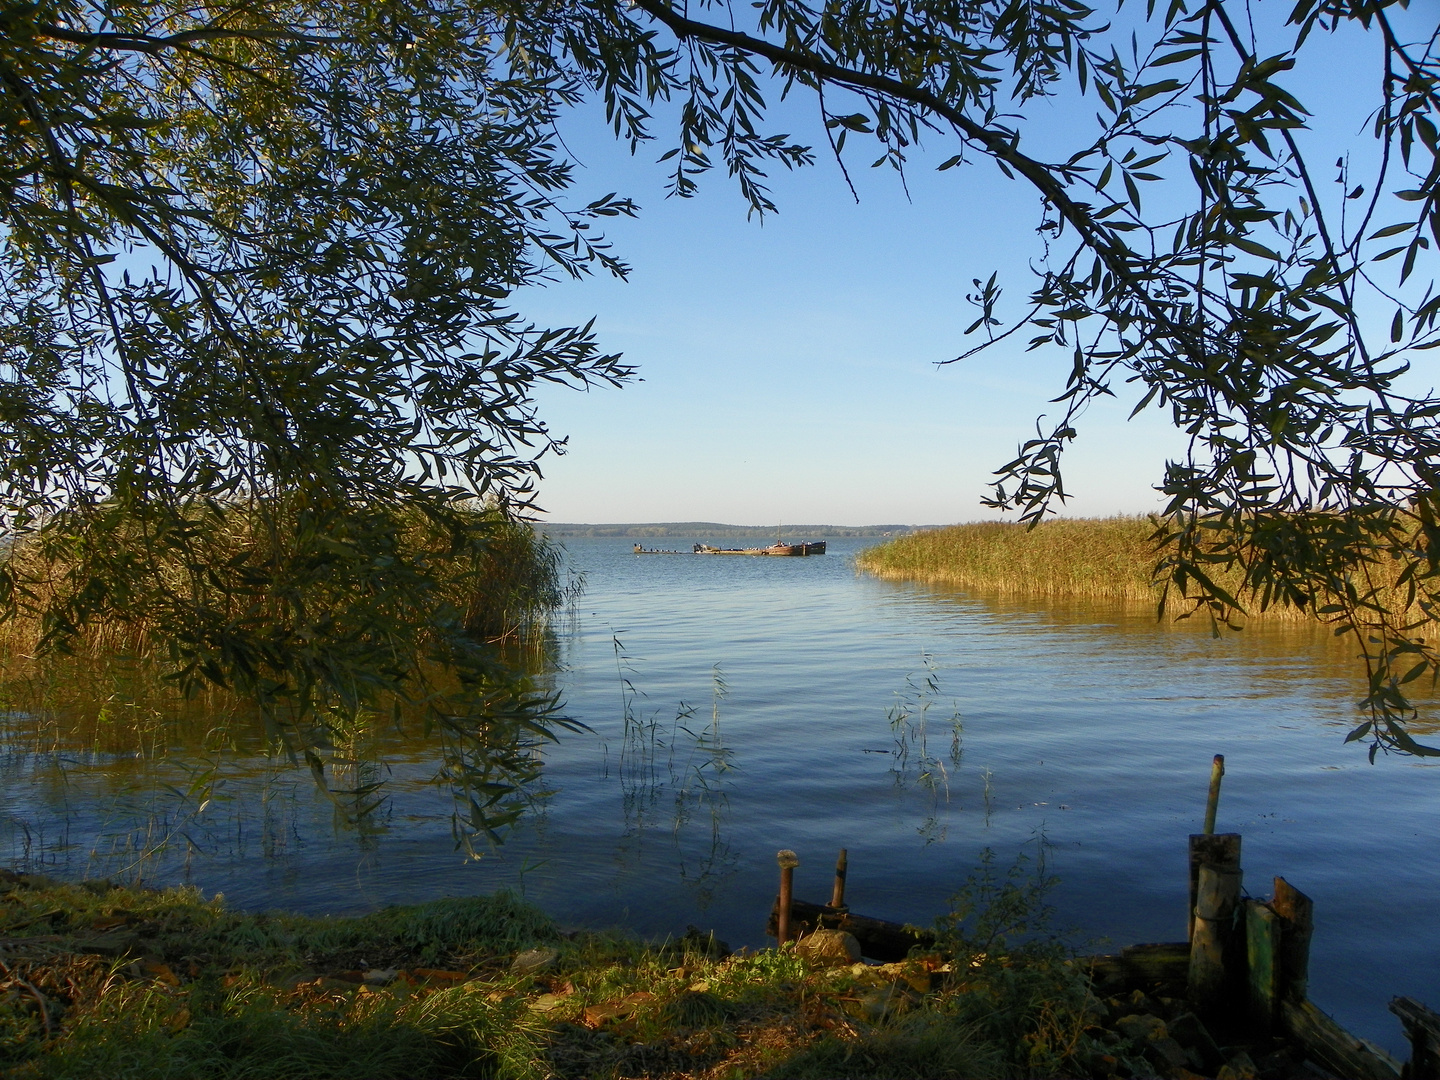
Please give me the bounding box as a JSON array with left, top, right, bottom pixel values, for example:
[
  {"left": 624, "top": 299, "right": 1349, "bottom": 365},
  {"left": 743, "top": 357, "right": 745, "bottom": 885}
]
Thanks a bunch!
[
  {"left": 0, "top": 502, "right": 573, "bottom": 659},
  {"left": 1, "top": 854, "right": 1112, "bottom": 1080},
  {"left": 0, "top": 503, "right": 576, "bottom": 741},
  {"left": 855, "top": 517, "right": 1316, "bottom": 619},
  {"left": 858, "top": 518, "right": 1170, "bottom": 601}
]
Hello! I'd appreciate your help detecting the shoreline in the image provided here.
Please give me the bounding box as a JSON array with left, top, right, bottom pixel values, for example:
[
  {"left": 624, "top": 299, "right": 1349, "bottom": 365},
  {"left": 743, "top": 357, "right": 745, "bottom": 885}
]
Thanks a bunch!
[{"left": 0, "top": 868, "right": 1407, "bottom": 1080}]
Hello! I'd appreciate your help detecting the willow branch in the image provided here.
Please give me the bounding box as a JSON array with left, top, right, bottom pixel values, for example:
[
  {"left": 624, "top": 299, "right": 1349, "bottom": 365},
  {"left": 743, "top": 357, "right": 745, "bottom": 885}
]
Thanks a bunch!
[
  {"left": 631, "top": 0, "right": 1190, "bottom": 344},
  {"left": 33, "top": 21, "right": 341, "bottom": 54}
]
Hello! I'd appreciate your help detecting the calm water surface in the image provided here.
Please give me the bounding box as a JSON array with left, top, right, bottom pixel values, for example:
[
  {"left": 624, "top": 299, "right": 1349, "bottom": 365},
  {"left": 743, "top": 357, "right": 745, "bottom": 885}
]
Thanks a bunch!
[{"left": 3, "top": 536, "right": 1436, "bottom": 1051}]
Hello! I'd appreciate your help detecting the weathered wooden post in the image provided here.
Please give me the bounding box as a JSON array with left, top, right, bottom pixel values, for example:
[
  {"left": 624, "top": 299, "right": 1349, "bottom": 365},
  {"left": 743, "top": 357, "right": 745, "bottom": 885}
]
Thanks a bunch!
[
  {"left": 1189, "top": 858, "right": 1243, "bottom": 1010},
  {"left": 1389, "top": 997, "right": 1440, "bottom": 1080},
  {"left": 776, "top": 849, "right": 799, "bottom": 946},
  {"left": 1246, "top": 899, "right": 1281, "bottom": 1034},
  {"left": 830, "top": 849, "right": 848, "bottom": 910},
  {"left": 1188, "top": 833, "right": 1241, "bottom": 941},
  {"left": 1203, "top": 753, "right": 1225, "bottom": 835},
  {"left": 1189, "top": 757, "right": 1242, "bottom": 1016},
  {"left": 1272, "top": 876, "right": 1313, "bottom": 1002}
]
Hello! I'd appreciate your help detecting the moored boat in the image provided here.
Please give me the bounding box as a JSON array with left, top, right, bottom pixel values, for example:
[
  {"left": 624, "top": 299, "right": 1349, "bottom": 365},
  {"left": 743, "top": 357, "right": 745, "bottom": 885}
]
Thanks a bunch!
[{"left": 693, "top": 540, "right": 826, "bottom": 556}]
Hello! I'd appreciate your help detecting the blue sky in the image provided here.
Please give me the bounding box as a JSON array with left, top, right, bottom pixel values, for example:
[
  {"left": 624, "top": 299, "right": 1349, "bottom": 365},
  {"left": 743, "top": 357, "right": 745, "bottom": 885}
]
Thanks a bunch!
[{"left": 518, "top": 7, "right": 1423, "bottom": 526}]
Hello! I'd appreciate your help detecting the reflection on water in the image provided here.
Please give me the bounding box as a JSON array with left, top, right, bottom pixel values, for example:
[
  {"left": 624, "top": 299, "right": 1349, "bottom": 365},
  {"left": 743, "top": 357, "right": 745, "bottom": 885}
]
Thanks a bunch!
[
  {"left": 0, "top": 635, "right": 569, "bottom": 878},
  {"left": 1, "top": 536, "right": 1437, "bottom": 1053}
]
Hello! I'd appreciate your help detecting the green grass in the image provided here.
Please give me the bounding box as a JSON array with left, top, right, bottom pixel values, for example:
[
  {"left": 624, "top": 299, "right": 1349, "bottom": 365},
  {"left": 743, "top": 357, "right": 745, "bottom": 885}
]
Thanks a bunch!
[{"left": 0, "top": 862, "right": 1113, "bottom": 1080}]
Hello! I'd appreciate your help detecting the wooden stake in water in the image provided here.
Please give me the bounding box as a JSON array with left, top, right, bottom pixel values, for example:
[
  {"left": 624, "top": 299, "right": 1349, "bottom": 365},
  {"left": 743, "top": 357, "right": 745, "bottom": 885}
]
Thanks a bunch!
[
  {"left": 1188, "top": 833, "right": 1241, "bottom": 941},
  {"left": 776, "top": 850, "right": 799, "bottom": 946},
  {"left": 1189, "top": 859, "right": 1242, "bottom": 1012},
  {"left": 1204, "top": 754, "right": 1225, "bottom": 834},
  {"left": 1272, "top": 876, "right": 1314, "bottom": 1002},
  {"left": 830, "top": 849, "right": 848, "bottom": 910},
  {"left": 1246, "top": 899, "right": 1281, "bottom": 1035}
]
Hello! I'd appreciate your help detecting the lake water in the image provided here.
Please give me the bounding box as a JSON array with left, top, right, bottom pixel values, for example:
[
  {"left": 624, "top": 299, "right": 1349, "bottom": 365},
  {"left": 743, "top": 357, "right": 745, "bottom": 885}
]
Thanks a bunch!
[{"left": 2, "top": 535, "right": 1437, "bottom": 1053}]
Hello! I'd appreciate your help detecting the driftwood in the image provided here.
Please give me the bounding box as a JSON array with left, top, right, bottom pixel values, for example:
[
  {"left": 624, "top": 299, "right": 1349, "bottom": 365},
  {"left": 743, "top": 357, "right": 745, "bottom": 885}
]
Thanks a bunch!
[
  {"left": 1278, "top": 998, "right": 1401, "bottom": 1080},
  {"left": 1390, "top": 997, "right": 1440, "bottom": 1080},
  {"left": 766, "top": 898, "right": 934, "bottom": 962}
]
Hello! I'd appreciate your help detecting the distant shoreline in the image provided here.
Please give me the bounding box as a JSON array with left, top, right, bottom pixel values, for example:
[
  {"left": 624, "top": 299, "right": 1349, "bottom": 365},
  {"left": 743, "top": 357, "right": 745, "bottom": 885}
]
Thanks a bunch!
[{"left": 535, "top": 521, "right": 939, "bottom": 539}]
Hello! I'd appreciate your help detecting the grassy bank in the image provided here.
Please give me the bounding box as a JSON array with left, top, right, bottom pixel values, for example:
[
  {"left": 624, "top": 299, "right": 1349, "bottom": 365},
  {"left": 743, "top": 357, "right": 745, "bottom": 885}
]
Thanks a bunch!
[
  {"left": 0, "top": 869, "right": 1129, "bottom": 1080},
  {"left": 855, "top": 518, "right": 1324, "bottom": 622}
]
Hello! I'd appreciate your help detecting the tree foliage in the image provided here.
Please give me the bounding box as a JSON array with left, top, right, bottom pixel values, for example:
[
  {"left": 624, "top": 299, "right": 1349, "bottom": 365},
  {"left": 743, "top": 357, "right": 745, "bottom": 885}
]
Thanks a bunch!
[{"left": 0, "top": 0, "right": 635, "bottom": 843}]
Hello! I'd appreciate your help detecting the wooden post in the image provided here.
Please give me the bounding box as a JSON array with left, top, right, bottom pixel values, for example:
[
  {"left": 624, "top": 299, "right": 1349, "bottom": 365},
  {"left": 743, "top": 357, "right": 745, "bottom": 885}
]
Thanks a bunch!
[
  {"left": 1271, "top": 876, "right": 1314, "bottom": 1002},
  {"left": 1188, "top": 833, "right": 1241, "bottom": 941},
  {"left": 1246, "top": 899, "right": 1280, "bottom": 1035},
  {"left": 776, "top": 850, "right": 799, "bottom": 946},
  {"left": 1189, "top": 861, "right": 1242, "bottom": 1012},
  {"left": 1204, "top": 753, "right": 1225, "bottom": 834},
  {"left": 830, "top": 849, "right": 848, "bottom": 910}
]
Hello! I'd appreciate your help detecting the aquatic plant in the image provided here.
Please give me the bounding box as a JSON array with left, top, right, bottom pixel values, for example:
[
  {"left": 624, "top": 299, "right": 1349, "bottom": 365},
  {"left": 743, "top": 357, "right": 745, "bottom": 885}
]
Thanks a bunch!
[
  {"left": 859, "top": 517, "right": 1204, "bottom": 608},
  {"left": 882, "top": 655, "right": 965, "bottom": 844},
  {"left": 858, "top": 516, "right": 1432, "bottom": 632},
  {"left": 604, "top": 641, "right": 741, "bottom": 904}
]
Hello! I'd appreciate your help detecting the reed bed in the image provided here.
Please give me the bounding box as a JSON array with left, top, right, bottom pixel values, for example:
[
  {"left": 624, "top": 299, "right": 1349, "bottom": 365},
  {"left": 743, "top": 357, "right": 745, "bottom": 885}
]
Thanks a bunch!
[
  {"left": 0, "top": 505, "right": 575, "bottom": 728},
  {"left": 0, "top": 503, "right": 581, "bottom": 851},
  {"left": 857, "top": 518, "right": 1161, "bottom": 601},
  {"left": 856, "top": 517, "right": 1325, "bottom": 623},
  {"left": 0, "top": 503, "right": 572, "bottom": 660}
]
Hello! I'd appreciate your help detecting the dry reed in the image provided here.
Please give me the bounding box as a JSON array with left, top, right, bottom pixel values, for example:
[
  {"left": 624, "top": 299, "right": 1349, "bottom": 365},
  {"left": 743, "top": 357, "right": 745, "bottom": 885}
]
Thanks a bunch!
[
  {"left": 0, "top": 504, "right": 570, "bottom": 660},
  {"left": 856, "top": 517, "right": 1322, "bottom": 623}
]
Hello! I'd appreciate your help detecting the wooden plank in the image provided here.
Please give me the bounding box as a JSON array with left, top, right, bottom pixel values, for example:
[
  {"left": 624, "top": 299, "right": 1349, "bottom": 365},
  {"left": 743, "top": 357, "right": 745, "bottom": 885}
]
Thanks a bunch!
[
  {"left": 1076, "top": 942, "right": 1190, "bottom": 990},
  {"left": 1245, "top": 900, "right": 1280, "bottom": 1035},
  {"left": 1272, "top": 877, "right": 1314, "bottom": 1002},
  {"left": 1389, "top": 997, "right": 1440, "bottom": 1080},
  {"left": 1121, "top": 941, "right": 1191, "bottom": 981},
  {"left": 1279, "top": 998, "right": 1402, "bottom": 1080},
  {"left": 1077, "top": 953, "right": 1127, "bottom": 986},
  {"left": 1188, "top": 833, "right": 1241, "bottom": 941}
]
